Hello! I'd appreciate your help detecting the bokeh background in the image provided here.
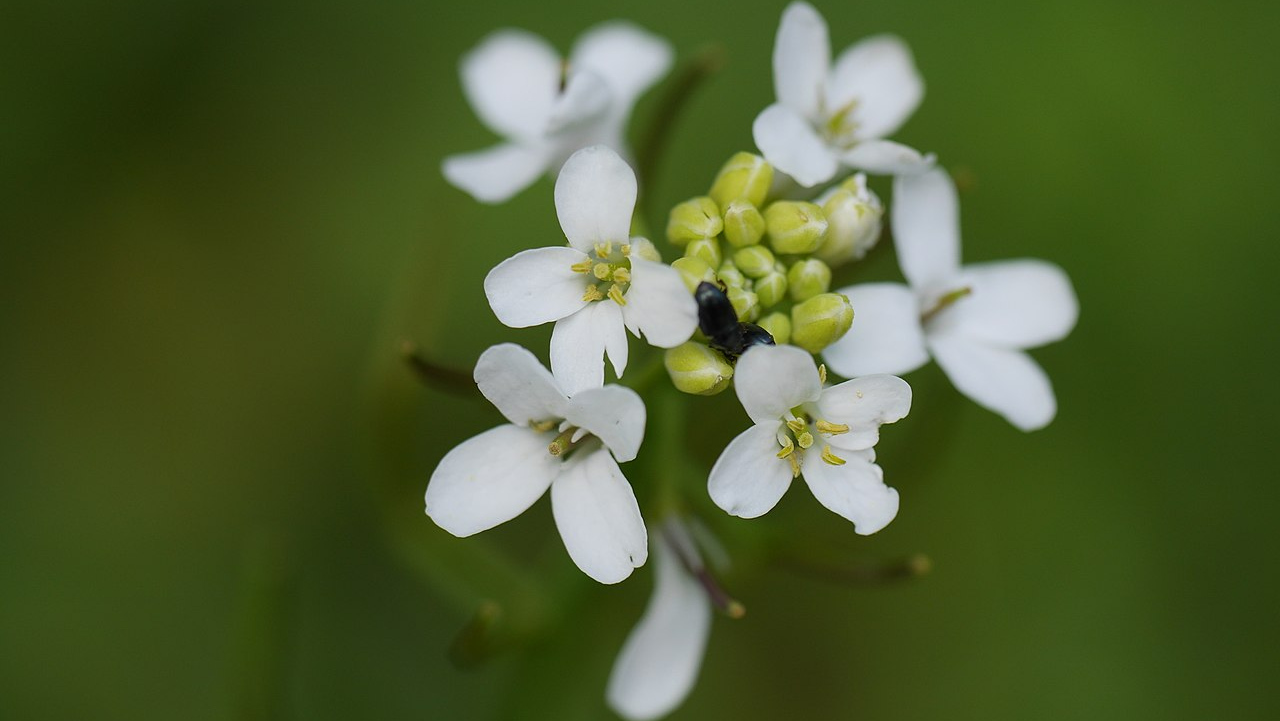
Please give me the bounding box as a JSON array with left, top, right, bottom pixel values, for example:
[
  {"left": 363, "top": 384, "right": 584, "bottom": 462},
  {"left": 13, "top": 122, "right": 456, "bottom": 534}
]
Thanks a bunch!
[{"left": 4, "top": 0, "right": 1278, "bottom": 719}]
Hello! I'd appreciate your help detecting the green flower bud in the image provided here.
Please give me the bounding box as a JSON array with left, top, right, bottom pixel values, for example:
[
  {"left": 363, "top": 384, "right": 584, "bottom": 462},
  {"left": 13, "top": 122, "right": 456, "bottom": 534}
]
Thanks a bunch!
[
  {"left": 665, "top": 342, "right": 733, "bottom": 395},
  {"left": 709, "top": 152, "right": 774, "bottom": 208},
  {"left": 790, "top": 292, "right": 854, "bottom": 353},
  {"left": 666, "top": 197, "right": 723, "bottom": 246},
  {"left": 685, "top": 237, "right": 722, "bottom": 269},
  {"left": 757, "top": 311, "right": 792, "bottom": 346},
  {"left": 717, "top": 260, "right": 746, "bottom": 290},
  {"left": 754, "top": 270, "right": 788, "bottom": 309},
  {"left": 627, "top": 237, "right": 663, "bottom": 262},
  {"left": 732, "top": 245, "right": 776, "bottom": 278},
  {"left": 787, "top": 258, "right": 832, "bottom": 301},
  {"left": 671, "top": 256, "right": 716, "bottom": 293},
  {"left": 722, "top": 200, "right": 765, "bottom": 248},
  {"left": 727, "top": 286, "right": 760, "bottom": 322},
  {"left": 815, "top": 174, "right": 883, "bottom": 266},
  {"left": 765, "top": 201, "right": 828, "bottom": 255}
]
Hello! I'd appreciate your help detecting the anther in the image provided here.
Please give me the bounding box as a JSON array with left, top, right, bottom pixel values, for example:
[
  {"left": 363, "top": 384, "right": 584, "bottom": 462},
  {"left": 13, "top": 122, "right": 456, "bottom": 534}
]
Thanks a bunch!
[
  {"left": 570, "top": 259, "right": 594, "bottom": 274},
  {"left": 582, "top": 285, "right": 605, "bottom": 302},
  {"left": 611, "top": 266, "right": 631, "bottom": 284},
  {"left": 786, "top": 418, "right": 807, "bottom": 435},
  {"left": 530, "top": 419, "right": 557, "bottom": 432},
  {"left": 776, "top": 436, "right": 795, "bottom": 459},
  {"left": 594, "top": 241, "right": 613, "bottom": 259},
  {"left": 607, "top": 284, "right": 627, "bottom": 306},
  {"left": 820, "top": 445, "right": 846, "bottom": 466},
  {"left": 818, "top": 364, "right": 827, "bottom": 384},
  {"left": 816, "top": 420, "right": 849, "bottom": 435},
  {"left": 620, "top": 244, "right": 632, "bottom": 257}
]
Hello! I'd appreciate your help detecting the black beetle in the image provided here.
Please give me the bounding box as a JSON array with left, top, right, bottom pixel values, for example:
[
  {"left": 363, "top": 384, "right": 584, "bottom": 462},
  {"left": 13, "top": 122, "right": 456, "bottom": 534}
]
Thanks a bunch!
[{"left": 695, "top": 281, "right": 775, "bottom": 361}]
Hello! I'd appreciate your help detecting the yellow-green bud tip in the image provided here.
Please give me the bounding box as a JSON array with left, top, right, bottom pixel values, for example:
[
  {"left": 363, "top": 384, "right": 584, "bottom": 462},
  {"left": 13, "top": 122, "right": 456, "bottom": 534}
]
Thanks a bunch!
[
  {"left": 732, "top": 245, "right": 776, "bottom": 279},
  {"left": 816, "top": 174, "right": 884, "bottom": 266},
  {"left": 790, "top": 292, "right": 854, "bottom": 353},
  {"left": 684, "top": 237, "right": 723, "bottom": 269},
  {"left": 787, "top": 258, "right": 832, "bottom": 302},
  {"left": 666, "top": 196, "right": 723, "bottom": 246},
  {"left": 722, "top": 200, "right": 766, "bottom": 248},
  {"left": 709, "top": 152, "right": 774, "bottom": 208},
  {"left": 765, "top": 201, "right": 828, "bottom": 255},
  {"left": 671, "top": 256, "right": 716, "bottom": 293},
  {"left": 665, "top": 342, "right": 734, "bottom": 395}
]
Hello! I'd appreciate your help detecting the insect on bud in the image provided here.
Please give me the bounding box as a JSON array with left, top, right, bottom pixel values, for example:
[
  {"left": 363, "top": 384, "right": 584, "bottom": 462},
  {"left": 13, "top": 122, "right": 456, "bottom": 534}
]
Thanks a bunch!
[
  {"left": 665, "top": 342, "right": 734, "bottom": 395},
  {"left": 671, "top": 257, "right": 716, "bottom": 293},
  {"left": 756, "top": 311, "right": 792, "bottom": 345}
]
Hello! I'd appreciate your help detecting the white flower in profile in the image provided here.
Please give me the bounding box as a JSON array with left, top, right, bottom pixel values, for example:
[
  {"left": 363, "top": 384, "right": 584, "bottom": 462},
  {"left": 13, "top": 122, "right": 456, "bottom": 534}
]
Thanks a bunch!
[
  {"left": 752, "top": 1, "right": 930, "bottom": 188},
  {"left": 442, "top": 22, "right": 673, "bottom": 203},
  {"left": 821, "top": 168, "right": 1079, "bottom": 431},
  {"left": 606, "top": 518, "right": 715, "bottom": 721},
  {"left": 424, "top": 343, "right": 648, "bottom": 584},
  {"left": 484, "top": 145, "right": 699, "bottom": 396},
  {"left": 709, "top": 344, "right": 910, "bottom": 534}
]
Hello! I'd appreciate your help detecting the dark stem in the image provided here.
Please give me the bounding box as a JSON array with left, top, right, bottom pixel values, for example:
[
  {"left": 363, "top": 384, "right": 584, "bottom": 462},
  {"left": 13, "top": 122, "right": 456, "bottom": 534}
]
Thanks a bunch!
[{"left": 401, "top": 340, "right": 476, "bottom": 396}]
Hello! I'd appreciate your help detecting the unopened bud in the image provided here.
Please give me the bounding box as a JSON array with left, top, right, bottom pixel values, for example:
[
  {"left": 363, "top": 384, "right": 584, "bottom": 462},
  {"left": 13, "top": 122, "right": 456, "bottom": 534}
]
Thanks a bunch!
[
  {"left": 667, "top": 197, "right": 723, "bottom": 246},
  {"left": 685, "top": 237, "right": 723, "bottom": 268},
  {"left": 671, "top": 256, "right": 716, "bottom": 293},
  {"left": 765, "top": 201, "right": 828, "bottom": 255},
  {"left": 709, "top": 152, "right": 774, "bottom": 208},
  {"left": 727, "top": 286, "right": 760, "bottom": 322},
  {"left": 815, "top": 174, "right": 883, "bottom": 265},
  {"left": 627, "top": 237, "right": 662, "bottom": 262},
  {"left": 757, "top": 312, "right": 791, "bottom": 345},
  {"left": 787, "top": 258, "right": 832, "bottom": 302},
  {"left": 722, "top": 200, "right": 765, "bottom": 248},
  {"left": 717, "top": 261, "right": 746, "bottom": 290},
  {"left": 790, "top": 293, "right": 853, "bottom": 352},
  {"left": 733, "top": 245, "right": 776, "bottom": 279},
  {"left": 665, "top": 342, "right": 734, "bottom": 395},
  {"left": 754, "top": 271, "right": 788, "bottom": 309}
]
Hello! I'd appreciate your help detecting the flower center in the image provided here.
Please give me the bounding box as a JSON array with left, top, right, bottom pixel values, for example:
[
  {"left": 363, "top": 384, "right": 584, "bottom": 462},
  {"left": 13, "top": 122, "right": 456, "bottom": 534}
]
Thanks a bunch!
[
  {"left": 774, "top": 411, "right": 851, "bottom": 478},
  {"left": 570, "top": 241, "right": 634, "bottom": 305},
  {"left": 920, "top": 285, "right": 973, "bottom": 325},
  {"left": 818, "top": 98, "right": 861, "bottom": 150},
  {"left": 533, "top": 418, "right": 595, "bottom": 459}
]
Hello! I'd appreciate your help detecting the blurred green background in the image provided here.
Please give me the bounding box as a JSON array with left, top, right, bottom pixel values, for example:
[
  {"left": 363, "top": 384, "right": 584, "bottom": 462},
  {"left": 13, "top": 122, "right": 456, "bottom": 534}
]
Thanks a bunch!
[{"left": 3, "top": 0, "right": 1278, "bottom": 719}]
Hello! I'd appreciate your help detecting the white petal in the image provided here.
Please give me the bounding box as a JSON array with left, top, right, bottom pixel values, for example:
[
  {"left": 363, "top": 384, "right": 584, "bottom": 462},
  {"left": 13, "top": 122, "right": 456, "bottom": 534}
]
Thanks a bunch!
[
  {"left": 752, "top": 104, "right": 838, "bottom": 188},
  {"left": 460, "top": 30, "right": 561, "bottom": 141},
  {"left": 801, "top": 451, "right": 899, "bottom": 535},
  {"left": 565, "top": 385, "right": 646, "bottom": 463},
  {"left": 474, "top": 344, "right": 569, "bottom": 426},
  {"left": 708, "top": 424, "right": 794, "bottom": 518},
  {"left": 550, "top": 301, "right": 628, "bottom": 396},
  {"left": 826, "top": 34, "right": 923, "bottom": 140},
  {"left": 938, "top": 260, "right": 1079, "bottom": 350},
  {"left": 821, "top": 283, "right": 929, "bottom": 377},
  {"left": 772, "top": 1, "right": 830, "bottom": 119},
  {"left": 551, "top": 449, "right": 648, "bottom": 584},
  {"left": 425, "top": 425, "right": 558, "bottom": 537},
  {"left": 555, "top": 145, "right": 637, "bottom": 252},
  {"left": 442, "top": 143, "right": 551, "bottom": 204},
  {"left": 815, "top": 374, "right": 912, "bottom": 451},
  {"left": 929, "top": 333, "right": 1057, "bottom": 431},
  {"left": 484, "top": 246, "right": 590, "bottom": 328},
  {"left": 571, "top": 21, "right": 673, "bottom": 111},
  {"left": 606, "top": 538, "right": 711, "bottom": 721},
  {"left": 734, "top": 344, "right": 823, "bottom": 425},
  {"left": 621, "top": 257, "right": 699, "bottom": 348},
  {"left": 842, "top": 139, "right": 934, "bottom": 176},
  {"left": 545, "top": 69, "right": 612, "bottom": 135},
  {"left": 892, "top": 167, "right": 962, "bottom": 291}
]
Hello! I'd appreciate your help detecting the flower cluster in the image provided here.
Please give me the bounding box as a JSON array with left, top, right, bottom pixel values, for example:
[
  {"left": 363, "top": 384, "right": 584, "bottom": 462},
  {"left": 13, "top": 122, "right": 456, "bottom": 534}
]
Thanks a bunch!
[{"left": 422, "top": 3, "right": 1078, "bottom": 719}]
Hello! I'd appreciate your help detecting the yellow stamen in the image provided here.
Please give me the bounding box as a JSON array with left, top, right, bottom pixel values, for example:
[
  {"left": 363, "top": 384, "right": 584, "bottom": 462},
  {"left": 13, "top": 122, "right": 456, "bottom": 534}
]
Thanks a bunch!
[
  {"left": 820, "top": 445, "right": 846, "bottom": 466},
  {"left": 620, "top": 244, "right": 632, "bottom": 257},
  {"left": 570, "top": 259, "right": 594, "bottom": 274},
  {"left": 607, "top": 283, "right": 627, "bottom": 306},
  {"left": 594, "top": 241, "right": 613, "bottom": 258},
  {"left": 816, "top": 420, "right": 849, "bottom": 435},
  {"left": 530, "top": 419, "right": 557, "bottom": 432},
  {"left": 776, "top": 436, "right": 795, "bottom": 459},
  {"left": 786, "top": 418, "right": 806, "bottom": 435},
  {"left": 611, "top": 267, "right": 631, "bottom": 284},
  {"left": 818, "top": 364, "right": 827, "bottom": 384},
  {"left": 582, "top": 285, "right": 605, "bottom": 302},
  {"left": 787, "top": 453, "right": 801, "bottom": 478}
]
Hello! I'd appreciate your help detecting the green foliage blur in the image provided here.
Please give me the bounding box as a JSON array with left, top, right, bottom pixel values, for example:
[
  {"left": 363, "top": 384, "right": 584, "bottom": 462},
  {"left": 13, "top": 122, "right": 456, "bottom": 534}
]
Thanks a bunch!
[{"left": 3, "top": 0, "right": 1278, "bottom": 719}]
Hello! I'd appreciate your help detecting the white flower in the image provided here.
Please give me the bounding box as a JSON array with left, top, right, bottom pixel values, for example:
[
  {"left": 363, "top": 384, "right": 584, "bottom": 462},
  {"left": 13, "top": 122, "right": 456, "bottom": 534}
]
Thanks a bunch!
[
  {"left": 606, "top": 519, "right": 713, "bottom": 721},
  {"left": 442, "top": 22, "right": 673, "bottom": 203},
  {"left": 752, "top": 1, "right": 930, "bottom": 188},
  {"left": 424, "top": 343, "right": 648, "bottom": 584},
  {"left": 708, "top": 345, "right": 910, "bottom": 534},
  {"left": 484, "top": 145, "right": 699, "bottom": 396},
  {"left": 821, "top": 168, "right": 1079, "bottom": 431}
]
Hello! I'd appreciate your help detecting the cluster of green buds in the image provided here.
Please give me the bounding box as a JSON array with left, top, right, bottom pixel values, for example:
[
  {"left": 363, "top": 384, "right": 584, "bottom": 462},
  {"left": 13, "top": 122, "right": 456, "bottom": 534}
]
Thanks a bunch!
[{"left": 662, "top": 153, "right": 884, "bottom": 395}]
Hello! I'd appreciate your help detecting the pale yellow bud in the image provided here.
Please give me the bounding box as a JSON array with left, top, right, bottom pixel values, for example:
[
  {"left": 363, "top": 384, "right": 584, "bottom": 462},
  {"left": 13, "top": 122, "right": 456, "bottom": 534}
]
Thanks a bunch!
[
  {"left": 709, "top": 152, "right": 774, "bottom": 208},
  {"left": 787, "top": 258, "right": 832, "bottom": 301},
  {"left": 733, "top": 245, "right": 776, "bottom": 278},
  {"left": 665, "top": 342, "right": 734, "bottom": 395},
  {"left": 815, "top": 174, "right": 884, "bottom": 266},
  {"left": 685, "top": 237, "right": 723, "bottom": 269},
  {"left": 754, "top": 271, "right": 788, "bottom": 309},
  {"left": 790, "top": 292, "right": 854, "bottom": 352},
  {"left": 671, "top": 256, "right": 716, "bottom": 293},
  {"left": 666, "top": 197, "right": 723, "bottom": 246},
  {"left": 765, "top": 201, "right": 828, "bottom": 255},
  {"left": 722, "top": 200, "right": 765, "bottom": 248}
]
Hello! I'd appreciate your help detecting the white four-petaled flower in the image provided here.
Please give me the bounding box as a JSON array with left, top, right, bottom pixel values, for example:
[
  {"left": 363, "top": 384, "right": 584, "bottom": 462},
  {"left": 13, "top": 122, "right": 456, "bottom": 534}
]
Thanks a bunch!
[
  {"left": 424, "top": 343, "right": 648, "bottom": 584},
  {"left": 821, "top": 168, "right": 1080, "bottom": 431},
  {"left": 485, "top": 145, "right": 699, "bottom": 396},
  {"left": 606, "top": 518, "right": 713, "bottom": 721},
  {"left": 709, "top": 344, "right": 910, "bottom": 534},
  {"left": 753, "top": 1, "right": 930, "bottom": 187},
  {"left": 443, "top": 22, "right": 673, "bottom": 203}
]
